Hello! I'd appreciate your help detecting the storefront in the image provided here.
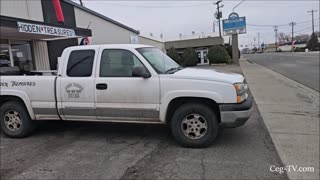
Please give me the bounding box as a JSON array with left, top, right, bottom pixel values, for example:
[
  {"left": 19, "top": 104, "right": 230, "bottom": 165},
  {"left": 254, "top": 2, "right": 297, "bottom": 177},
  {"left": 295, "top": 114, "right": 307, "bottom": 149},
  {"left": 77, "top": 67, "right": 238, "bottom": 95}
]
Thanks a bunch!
[
  {"left": 0, "top": 15, "right": 91, "bottom": 72},
  {"left": 164, "top": 36, "right": 224, "bottom": 65}
]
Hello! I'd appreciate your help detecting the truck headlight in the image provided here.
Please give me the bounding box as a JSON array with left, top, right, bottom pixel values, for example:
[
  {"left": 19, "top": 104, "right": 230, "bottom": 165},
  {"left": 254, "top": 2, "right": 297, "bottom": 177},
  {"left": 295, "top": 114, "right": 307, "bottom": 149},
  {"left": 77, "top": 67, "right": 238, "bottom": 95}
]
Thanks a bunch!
[{"left": 233, "top": 82, "right": 248, "bottom": 103}]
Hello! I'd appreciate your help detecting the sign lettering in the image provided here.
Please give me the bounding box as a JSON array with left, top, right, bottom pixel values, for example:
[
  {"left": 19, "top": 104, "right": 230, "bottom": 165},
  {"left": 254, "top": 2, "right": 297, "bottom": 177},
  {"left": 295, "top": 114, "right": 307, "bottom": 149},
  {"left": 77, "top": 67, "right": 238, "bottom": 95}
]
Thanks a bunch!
[
  {"left": 17, "top": 22, "right": 76, "bottom": 37},
  {"left": 222, "top": 13, "right": 247, "bottom": 35}
]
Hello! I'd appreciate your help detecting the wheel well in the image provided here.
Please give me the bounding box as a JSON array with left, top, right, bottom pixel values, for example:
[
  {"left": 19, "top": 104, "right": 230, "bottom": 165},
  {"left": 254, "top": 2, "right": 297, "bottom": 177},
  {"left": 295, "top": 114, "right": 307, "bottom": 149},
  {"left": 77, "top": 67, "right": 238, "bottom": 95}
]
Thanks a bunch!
[
  {"left": 0, "top": 95, "right": 25, "bottom": 108},
  {"left": 166, "top": 97, "right": 221, "bottom": 123}
]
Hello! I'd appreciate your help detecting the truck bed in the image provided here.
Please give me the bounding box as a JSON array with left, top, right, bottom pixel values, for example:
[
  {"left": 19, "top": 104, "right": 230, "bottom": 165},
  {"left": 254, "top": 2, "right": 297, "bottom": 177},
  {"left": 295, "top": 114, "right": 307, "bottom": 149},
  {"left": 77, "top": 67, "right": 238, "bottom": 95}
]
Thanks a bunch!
[{"left": 0, "top": 76, "right": 58, "bottom": 120}]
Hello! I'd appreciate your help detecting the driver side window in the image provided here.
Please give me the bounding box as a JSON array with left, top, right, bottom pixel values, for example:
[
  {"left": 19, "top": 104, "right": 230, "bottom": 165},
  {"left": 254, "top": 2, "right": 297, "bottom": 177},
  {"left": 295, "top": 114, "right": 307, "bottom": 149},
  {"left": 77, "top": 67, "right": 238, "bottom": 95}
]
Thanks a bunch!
[{"left": 100, "top": 49, "right": 144, "bottom": 77}]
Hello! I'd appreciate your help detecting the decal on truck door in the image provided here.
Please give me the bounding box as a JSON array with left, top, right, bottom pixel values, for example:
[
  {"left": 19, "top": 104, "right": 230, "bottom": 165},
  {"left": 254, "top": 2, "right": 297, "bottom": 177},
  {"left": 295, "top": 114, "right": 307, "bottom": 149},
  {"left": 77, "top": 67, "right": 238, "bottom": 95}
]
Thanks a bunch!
[
  {"left": 65, "top": 83, "right": 83, "bottom": 99},
  {"left": 0, "top": 81, "right": 36, "bottom": 87}
]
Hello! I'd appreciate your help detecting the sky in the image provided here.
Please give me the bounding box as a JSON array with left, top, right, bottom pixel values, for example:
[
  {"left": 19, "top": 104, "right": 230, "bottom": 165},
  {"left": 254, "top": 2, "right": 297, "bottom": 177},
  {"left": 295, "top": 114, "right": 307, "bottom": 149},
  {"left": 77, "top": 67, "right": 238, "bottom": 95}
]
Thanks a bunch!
[{"left": 75, "top": 0, "right": 320, "bottom": 48}]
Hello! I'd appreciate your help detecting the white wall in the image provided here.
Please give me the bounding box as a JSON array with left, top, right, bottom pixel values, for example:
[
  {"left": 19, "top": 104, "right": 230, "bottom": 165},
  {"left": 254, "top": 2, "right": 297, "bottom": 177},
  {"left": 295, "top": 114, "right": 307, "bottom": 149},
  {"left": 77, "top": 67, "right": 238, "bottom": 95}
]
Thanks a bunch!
[
  {"left": 74, "top": 7, "right": 138, "bottom": 44},
  {"left": 139, "top": 36, "right": 165, "bottom": 52},
  {"left": 33, "top": 40, "right": 50, "bottom": 70},
  {"left": 0, "top": 0, "right": 44, "bottom": 22}
]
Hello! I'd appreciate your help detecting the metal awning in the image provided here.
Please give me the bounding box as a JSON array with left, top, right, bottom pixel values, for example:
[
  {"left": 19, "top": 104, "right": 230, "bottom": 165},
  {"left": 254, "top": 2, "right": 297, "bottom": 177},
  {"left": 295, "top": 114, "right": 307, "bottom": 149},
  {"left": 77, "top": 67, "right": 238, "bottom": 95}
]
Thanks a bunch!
[{"left": 0, "top": 15, "right": 91, "bottom": 41}]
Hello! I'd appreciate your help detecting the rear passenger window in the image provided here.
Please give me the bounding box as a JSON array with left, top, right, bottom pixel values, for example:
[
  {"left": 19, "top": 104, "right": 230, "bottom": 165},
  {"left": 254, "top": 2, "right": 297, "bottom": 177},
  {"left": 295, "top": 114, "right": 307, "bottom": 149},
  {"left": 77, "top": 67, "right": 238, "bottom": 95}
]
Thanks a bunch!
[{"left": 67, "top": 50, "right": 95, "bottom": 77}]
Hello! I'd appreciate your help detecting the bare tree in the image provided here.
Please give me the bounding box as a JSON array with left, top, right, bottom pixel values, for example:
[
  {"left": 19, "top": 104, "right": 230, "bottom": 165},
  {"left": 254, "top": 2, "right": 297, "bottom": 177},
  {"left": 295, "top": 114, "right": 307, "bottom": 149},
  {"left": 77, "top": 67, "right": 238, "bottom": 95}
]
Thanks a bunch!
[
  {"left": 294, "top": 34, "right": 310, "bottom": 42},
  {"left": 278, "top": 32, "right": 290, "bottom": 43}
]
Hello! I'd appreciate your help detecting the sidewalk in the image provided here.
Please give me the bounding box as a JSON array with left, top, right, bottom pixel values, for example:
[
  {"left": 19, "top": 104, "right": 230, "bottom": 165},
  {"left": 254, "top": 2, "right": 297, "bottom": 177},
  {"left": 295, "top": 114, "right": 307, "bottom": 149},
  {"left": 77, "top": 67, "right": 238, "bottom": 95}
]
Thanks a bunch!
[{"left": 241, "top": 60, "right": 319, "bottom": 180}]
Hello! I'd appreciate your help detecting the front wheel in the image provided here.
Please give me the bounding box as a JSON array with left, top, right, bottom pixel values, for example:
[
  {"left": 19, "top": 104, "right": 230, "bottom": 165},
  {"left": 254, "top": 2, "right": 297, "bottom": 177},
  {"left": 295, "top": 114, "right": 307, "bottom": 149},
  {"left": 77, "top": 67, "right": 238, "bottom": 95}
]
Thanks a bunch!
[
  {"left": 0, "top": 101, "right": 36, "bottom": 138},
  {"left": 170, "top": 103, "right": 219, "bottom": 148}
]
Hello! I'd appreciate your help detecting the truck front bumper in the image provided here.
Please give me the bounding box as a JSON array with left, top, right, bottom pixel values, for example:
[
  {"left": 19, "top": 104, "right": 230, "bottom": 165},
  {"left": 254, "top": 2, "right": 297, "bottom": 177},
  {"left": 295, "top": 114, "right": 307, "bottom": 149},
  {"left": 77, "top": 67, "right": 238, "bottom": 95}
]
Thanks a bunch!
[{"left": 219, "top": 95, "right": 253, "bottom": 128}]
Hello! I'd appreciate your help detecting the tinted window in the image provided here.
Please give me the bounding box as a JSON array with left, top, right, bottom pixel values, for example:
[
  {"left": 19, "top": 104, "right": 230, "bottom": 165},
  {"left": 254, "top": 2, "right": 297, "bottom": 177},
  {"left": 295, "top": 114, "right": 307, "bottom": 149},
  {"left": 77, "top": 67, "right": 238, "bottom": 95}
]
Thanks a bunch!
[
  {"left": 100, "top": 49, "right": 144, "bottom": 77},
  {"left": 67, "top": 50, "right": 95, "bottom": 77}
]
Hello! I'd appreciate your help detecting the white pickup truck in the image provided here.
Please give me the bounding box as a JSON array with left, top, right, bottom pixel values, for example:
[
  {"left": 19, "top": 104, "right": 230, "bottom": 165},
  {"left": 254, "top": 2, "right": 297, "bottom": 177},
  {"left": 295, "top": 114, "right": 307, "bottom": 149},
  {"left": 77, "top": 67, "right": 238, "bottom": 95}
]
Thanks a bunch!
[{"left": 0, "top": 44, "right": 252, "bottom": 147}]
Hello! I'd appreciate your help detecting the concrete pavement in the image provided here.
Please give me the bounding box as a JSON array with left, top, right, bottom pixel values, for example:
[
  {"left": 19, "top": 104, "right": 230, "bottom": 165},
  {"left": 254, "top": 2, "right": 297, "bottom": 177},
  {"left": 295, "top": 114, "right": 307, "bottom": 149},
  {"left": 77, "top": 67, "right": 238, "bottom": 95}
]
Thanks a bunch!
[{"left": 240, "top": 59, "right": 319, "bottom": 180}]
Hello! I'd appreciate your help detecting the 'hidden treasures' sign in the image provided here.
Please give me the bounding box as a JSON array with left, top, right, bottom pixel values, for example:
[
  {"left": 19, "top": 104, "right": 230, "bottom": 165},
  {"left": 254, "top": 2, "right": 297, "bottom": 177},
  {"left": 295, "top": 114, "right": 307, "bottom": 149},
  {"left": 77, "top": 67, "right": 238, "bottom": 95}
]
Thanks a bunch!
[{"left": 17, "top": 22, "right": 76, "bottom": 37}]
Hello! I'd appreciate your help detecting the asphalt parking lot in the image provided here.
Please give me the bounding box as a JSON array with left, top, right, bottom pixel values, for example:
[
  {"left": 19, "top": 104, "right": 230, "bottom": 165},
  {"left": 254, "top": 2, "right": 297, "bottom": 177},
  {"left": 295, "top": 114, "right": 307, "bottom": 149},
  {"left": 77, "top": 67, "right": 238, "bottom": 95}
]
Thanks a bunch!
[{"left": 0, "top": 65, "right": 288, "bottom": 180}]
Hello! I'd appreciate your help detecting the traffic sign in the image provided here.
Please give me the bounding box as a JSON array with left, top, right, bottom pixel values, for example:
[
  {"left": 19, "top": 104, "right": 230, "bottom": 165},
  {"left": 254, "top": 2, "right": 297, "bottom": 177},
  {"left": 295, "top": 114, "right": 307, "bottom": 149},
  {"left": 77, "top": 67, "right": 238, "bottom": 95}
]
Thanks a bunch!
[{"left": 222, "top": 12, "right": 246, "bottom": 35}]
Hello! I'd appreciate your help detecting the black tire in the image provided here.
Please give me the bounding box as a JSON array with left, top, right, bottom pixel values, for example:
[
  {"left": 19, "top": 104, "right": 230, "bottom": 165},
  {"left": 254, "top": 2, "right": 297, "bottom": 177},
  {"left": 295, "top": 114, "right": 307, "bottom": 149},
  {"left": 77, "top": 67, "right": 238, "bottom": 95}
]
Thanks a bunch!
[
  {"left": 0, "top": 101, "right": 36, "bottom": 138},
  {"left": 170, "top": 103, "right": 219, "bottom": 148}
]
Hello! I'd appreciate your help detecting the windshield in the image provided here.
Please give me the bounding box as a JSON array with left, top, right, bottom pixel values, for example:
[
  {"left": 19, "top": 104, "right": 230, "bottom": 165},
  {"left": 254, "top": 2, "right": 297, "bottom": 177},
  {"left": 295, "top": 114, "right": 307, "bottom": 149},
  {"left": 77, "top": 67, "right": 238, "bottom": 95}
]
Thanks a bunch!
[{"left": 136, "top": 47, "right": 180, "bottom": 74}]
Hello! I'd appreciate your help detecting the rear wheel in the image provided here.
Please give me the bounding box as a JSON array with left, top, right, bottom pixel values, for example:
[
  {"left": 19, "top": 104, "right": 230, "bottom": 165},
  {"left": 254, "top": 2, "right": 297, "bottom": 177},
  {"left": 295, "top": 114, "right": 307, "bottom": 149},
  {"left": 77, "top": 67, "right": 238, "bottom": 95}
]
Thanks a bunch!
[
  {"left": 170, "top": 103, "right": 218, "bottom": 148},
  {"left": 0, "top": 101, "right": 36, "bottom": 138}
]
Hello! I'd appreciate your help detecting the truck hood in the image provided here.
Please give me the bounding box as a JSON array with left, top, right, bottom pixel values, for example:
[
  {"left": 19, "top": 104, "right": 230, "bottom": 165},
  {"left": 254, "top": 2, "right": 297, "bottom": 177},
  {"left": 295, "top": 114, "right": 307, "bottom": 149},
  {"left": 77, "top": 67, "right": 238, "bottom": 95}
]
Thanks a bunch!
[{"left": 169, "top": 68, "right": 244, "bottom": 84}]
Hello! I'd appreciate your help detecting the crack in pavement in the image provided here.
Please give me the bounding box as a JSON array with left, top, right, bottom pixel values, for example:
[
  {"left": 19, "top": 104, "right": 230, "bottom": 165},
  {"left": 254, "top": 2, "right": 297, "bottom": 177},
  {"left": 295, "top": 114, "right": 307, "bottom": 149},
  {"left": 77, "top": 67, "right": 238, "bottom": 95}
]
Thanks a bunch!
[{"left": 119, "top": 134, "right": 171, "bottom": 180}]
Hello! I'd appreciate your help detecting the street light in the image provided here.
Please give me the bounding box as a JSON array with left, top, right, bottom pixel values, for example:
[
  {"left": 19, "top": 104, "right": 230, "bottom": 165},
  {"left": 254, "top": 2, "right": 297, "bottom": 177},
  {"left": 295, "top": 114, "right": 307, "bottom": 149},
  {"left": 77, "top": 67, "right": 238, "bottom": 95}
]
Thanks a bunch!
[{"left": 233, "top": 0, "right": 246, "bottom": 12}]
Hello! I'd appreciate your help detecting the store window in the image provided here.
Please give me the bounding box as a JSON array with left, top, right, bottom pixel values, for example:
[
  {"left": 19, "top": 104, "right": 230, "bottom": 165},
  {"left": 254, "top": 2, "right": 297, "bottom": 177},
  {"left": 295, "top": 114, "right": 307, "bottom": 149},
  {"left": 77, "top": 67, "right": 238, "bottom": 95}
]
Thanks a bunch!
[
  {"left": 11, "top": 40, "right": 34, "bottom": 72},
  {"left": 0, "top": 39, "right": 34, "bottom": 72},
  {"left": 0, "top": 39, "right": 11, "bottom": 67}
]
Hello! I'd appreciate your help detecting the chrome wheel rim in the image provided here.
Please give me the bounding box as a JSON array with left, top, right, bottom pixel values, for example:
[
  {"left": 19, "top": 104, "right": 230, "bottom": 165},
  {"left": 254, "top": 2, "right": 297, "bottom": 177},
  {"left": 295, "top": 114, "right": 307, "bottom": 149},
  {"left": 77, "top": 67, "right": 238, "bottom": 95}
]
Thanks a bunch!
[
  {"left": 181, "top": 114, "right": 207, "bottom": 139},
  {"left": 4, "top": 110, "right": 22, "bottom": 131}
]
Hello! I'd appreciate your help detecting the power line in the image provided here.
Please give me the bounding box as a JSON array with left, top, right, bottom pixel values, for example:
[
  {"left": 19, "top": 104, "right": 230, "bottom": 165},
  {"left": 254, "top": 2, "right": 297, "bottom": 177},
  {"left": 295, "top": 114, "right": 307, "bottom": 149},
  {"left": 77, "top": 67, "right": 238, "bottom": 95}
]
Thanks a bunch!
[
  {"left": 294, "top": 26, "right": 317, "bottom": 34},
  {"left": 100, "top": 2, "right": 211, "bottom": 8},
  {"left": 247, "top": 18, "right": 319, "bottom": 27},
  {"left": 247, "top": 23, "right": 287, "bottom": 27}
]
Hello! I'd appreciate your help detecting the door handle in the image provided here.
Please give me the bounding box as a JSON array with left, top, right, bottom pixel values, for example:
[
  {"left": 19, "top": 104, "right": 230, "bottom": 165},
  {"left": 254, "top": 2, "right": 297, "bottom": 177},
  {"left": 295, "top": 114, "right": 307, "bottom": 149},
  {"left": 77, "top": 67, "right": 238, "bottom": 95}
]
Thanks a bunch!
[{"left": 96, "top": 83, "right": 108, "bottom": 90}]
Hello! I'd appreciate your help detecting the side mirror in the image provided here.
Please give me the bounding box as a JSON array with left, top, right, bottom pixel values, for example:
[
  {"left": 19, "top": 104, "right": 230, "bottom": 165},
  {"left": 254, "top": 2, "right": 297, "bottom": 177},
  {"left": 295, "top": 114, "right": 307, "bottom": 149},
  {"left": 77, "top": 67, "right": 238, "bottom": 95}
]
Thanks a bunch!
[{"left": 132, "top": 66, "right": 151, "bottom": 78}]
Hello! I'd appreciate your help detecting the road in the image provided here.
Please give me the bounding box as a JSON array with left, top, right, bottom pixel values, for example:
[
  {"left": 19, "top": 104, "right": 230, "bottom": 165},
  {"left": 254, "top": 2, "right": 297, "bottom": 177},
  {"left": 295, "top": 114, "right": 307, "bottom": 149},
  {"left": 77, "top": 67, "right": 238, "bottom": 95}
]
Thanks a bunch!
[
  {"left": 243, "top": 52, "right": 320, "bottom": 91},
  {"left": 0, "top": 65, "right": 287, "bottom": 180}
]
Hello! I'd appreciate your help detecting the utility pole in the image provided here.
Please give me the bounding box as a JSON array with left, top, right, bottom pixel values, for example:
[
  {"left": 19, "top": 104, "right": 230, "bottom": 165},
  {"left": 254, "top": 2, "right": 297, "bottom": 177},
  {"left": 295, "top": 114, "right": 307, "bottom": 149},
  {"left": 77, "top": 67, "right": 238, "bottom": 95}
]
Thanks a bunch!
[
  {"left": 273, "top": 25, "right": 278, "bottom": 52},
  {"left": 214, "top": 0, "right": 223, "bottom": 37},
  {"left": 307, "top": 9, "right": 318, "bottom": 34},
  {"left": 257, "top": 32, "right": 260, "bottom": 51},
  {"left": 289, "top": 22, "right": 296, "bottom": 52}
]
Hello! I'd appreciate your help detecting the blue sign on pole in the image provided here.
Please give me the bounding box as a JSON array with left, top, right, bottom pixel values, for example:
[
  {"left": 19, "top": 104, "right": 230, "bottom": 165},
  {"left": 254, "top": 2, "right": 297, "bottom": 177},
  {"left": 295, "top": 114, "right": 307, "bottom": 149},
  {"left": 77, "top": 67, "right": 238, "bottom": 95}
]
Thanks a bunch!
[{"left": 222, "top": 13, "right": 247, "bottom": 35}]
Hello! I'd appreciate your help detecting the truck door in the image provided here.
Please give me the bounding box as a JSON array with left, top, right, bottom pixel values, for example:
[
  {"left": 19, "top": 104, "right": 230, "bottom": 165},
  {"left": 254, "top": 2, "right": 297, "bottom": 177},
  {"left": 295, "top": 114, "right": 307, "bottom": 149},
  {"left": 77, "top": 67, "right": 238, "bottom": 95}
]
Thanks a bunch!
[
  {"left": 58, "top": 48, "right": 98, "bottom": 120},
  {"left": 95, "top": 48, "right": 160, "bottom": 122}
]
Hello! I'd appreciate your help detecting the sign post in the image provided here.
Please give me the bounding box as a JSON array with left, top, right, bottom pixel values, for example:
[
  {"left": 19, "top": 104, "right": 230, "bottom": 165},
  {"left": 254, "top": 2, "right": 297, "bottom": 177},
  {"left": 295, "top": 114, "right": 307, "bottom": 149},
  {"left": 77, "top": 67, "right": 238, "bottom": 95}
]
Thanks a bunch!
[
  {"left": 222, "top": 12, "right": 247, "bottom": 64},
  {"left": 232, "top": 34, "right": 239, "bottom": 64}
]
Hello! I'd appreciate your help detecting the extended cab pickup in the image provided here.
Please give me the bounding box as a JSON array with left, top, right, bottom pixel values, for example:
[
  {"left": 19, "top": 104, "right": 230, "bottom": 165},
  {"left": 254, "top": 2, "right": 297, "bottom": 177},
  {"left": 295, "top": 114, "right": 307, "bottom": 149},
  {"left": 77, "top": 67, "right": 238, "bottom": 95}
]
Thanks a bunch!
[{"left": 0, "top": 44, "right": 252, "bottom": 147}]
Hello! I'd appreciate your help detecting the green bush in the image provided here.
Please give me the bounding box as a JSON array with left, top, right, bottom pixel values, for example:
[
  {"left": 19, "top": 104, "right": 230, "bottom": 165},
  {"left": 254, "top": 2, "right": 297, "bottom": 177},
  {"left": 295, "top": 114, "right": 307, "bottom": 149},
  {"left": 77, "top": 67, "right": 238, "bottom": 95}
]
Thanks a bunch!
[
  {"left": 181, "top": 48, "right": 198, "bottom": 66},
  {"left": 226, "top": 45, "right": 232, "bottom": 58},
  {"left": 225, "top": 45, "right": 240, "bottom": 59},
  {"left": 166, "top": 47, "right": 182, "bottom": 64},
  {"left": 208, "top": 45, "right": 232, "bottom": 64},
  {"left": 307, "top": 33, "right": 319, "bottom": 51}
]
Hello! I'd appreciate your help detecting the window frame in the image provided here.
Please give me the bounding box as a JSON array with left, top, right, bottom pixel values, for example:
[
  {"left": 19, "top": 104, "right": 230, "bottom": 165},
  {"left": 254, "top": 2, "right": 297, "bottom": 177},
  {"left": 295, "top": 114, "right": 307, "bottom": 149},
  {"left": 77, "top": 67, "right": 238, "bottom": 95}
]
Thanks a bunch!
[
  {"left": 99, "top": 48, "right": 150, "bottom": 78},
  {"left": 66, "top": 49, "right": 95, "bottom": 77}
]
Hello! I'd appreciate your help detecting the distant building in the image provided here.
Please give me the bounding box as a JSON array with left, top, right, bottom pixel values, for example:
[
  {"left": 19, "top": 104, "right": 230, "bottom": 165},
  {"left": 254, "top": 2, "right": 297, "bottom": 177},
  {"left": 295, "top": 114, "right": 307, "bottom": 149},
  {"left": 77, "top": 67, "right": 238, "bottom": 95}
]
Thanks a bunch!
[
  {"left": 264, "top": 43, "right": 277, "bottom": 52},
  {"left": 139, "top": 36, "right": 165, "bottom": 52},
  {"left": 279, "top": 41, "right": 307, "bottom": 52},
  {"left": 164, "top": 36, "right": 225, "bottom": 64}
]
